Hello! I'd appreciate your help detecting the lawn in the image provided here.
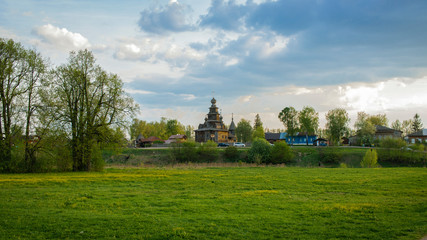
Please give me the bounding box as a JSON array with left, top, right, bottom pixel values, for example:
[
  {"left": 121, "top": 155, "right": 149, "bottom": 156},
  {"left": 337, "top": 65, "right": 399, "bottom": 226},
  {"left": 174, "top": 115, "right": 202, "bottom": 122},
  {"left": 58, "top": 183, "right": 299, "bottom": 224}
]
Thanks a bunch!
[{"left": 0, "top": 167, "right": 426, "bottom": 239}]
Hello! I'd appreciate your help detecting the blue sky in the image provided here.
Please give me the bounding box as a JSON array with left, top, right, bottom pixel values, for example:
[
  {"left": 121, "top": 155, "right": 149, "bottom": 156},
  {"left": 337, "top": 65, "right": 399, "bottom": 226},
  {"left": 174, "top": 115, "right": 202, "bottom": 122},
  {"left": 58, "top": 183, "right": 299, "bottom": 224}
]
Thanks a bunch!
[{"left": 1, "top": 0, "right": 427, "bottom": 130}]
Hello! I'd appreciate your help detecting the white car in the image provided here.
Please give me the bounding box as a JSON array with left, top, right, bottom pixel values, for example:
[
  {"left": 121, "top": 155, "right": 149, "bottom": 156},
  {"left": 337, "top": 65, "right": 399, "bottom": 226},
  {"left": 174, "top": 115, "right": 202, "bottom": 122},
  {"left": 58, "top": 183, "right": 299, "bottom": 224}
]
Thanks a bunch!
[{"left": 233, "top": 142, "right": 246, "bottom": 147}]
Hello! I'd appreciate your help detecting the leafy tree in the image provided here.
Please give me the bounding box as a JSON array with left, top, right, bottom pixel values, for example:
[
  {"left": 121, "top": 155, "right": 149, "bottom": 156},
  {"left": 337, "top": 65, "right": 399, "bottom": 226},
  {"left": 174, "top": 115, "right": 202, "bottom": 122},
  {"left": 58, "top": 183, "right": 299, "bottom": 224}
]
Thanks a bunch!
[
  {"left": 278, "top": 107, "right": 298, "bottom": 145},
  {"left": 412, "top": 113, "right": 423, "bottom": 133},
  {"left": 248, "top": 138, "right": 271, "bottom": 164},
  {"left": 367, "top": 114, "right": 388, "bottom": 127},
  {"left": 402, "top": 119, "right": 413, "bottom": 137},
  {"left": 354, "top": 112, "right": 376, "bottom": 146},
  {"left": 184, "top": 125, "right": 194, "bottom": 140},
  {"left": 325, "top": 108, "right": 350, "bottom": 145},
  {"left": 252, "top": 114, "right": 265, "bottom": 139},
  {"left": 45, "top": 50, "right": 137, "bottom": 171},
  {"left": 361, "top": 149, "right": 378, "bottom": 168},
  {"left": 298, "top": 106, "right": 319, "bottom": 145},
  {"left": 166, "top": 119, "right": 185, "bottom": 137},
  {"left": 270, "top": 141, "right": 293, "bottom": 164},
  {"left": 391, "top": 119, "right": 402, "bottom": 131},
  {"left": 236, "top": 119, "right": 252, "bottom": 142}
]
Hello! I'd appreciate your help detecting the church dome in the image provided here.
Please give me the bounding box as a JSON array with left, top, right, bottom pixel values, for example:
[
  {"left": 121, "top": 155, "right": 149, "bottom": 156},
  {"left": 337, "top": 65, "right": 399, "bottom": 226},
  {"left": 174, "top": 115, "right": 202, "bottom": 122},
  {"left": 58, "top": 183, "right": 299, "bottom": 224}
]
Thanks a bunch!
[{"left": 211, "top": 97, "right": 216, "bottom": 105}]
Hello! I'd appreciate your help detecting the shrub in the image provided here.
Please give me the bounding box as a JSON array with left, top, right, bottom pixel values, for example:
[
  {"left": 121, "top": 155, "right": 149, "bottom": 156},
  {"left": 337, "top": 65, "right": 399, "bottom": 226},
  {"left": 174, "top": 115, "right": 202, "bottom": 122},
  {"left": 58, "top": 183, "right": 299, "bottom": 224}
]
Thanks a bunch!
[
  {"left": 248, "top": 138, "right": 271, "bottom": 163},
  {"left": 318, "top": 148, "right": 342, "bottom": 164},
  {"left": 361, "top": 149, "right": 378, "bottom": 168},
  {"left": 379, "top": 138, "right": 406, "bottom": 149},
  {"left": 198, "top": 141, "right": 218, "bottom": 163},
  {"left": 270, "top": 141, "right": 293, "bottom": 164},
  {"left": 170, "top": 141, "right": 197, "bottom": 163},
  {"left": 223, "top": 146, "right": 240, "bottom": 162}
]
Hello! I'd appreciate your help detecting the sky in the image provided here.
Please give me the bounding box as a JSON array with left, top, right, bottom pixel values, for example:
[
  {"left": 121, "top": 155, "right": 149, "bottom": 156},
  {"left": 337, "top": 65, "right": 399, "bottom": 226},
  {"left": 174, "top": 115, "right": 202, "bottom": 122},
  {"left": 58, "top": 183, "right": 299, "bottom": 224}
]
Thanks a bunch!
[{"left": 1, "top": 0, "right": 427, "bottom": 131}]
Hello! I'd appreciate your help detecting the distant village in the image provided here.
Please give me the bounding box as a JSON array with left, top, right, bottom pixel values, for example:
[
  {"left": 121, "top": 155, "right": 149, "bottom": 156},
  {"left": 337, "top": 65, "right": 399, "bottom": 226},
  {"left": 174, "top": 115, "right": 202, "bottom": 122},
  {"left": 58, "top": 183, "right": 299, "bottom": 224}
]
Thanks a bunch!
[{"left": 133, "top": 97, "right": 426, "bottom": 148}]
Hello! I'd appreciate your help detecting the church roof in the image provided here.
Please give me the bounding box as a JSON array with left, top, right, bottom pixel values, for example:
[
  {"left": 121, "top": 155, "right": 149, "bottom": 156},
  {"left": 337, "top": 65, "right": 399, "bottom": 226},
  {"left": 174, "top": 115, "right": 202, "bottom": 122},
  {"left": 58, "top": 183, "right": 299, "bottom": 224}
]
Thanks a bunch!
[{"left": 229, "top": 118, "right": 236, "bottom": 131}]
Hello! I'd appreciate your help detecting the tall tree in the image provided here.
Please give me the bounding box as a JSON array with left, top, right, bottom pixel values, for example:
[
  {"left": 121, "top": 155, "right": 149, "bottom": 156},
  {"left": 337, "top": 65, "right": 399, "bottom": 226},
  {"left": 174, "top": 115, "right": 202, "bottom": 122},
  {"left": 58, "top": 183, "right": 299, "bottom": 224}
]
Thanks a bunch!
[
  {"left": 252, "top": 114, "right": 265, "bottom": 139},
  {"left": 402, "top": 119, "right": 413, "bottom": 137},
  {"left": 278, "top": 107, "right": 298, "bottom": 145},
  {"left": 411, "top": 113, "right": 423, "bottom": 133},
  {"left": 298, "top": 106, "right": 319, "bottom": 145},
  {"left": 46, "top": 50, "right": 137, "bottom": 171},
  {"left": 354, "top": 112, "right": 375, "bottom": 146},
  {"left": 325, "top": 108, "right": 350, "bottom": 145},
  {"left": 367, "top": 114, "right": 388, "bottom": 127},
  {"left": 0, "top": 39, "right": 31, "bottom": 172},
  {"left": 236, "top": 119, "right": 253, "bottom": 142},
  {"left": 391, "top": 119, "right": 402, "bottom": 131}
]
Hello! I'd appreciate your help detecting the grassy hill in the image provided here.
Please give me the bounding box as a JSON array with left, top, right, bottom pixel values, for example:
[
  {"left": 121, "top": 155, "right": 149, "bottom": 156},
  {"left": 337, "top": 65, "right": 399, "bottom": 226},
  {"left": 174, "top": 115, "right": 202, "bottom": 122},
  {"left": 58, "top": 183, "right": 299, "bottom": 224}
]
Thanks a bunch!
[{"left": 1, "top": 167, "right": 426, "bottom": 239}]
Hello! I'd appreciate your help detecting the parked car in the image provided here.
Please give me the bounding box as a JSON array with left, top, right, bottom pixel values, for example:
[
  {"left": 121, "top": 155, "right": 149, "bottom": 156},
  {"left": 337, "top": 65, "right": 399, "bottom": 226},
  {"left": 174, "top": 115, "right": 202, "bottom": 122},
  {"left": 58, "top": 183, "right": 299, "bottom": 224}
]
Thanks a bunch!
[
  {"left": 233, "top": 142, "right": 246, "bottom": 147},
  {"left": 217, "top": 143, "right": 229, "bottom": 147}
]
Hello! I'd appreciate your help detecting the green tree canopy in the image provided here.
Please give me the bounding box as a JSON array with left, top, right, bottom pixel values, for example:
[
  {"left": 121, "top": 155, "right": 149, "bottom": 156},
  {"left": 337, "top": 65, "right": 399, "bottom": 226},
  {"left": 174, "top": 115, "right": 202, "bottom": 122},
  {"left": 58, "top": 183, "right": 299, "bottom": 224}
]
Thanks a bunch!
[
  {"left": 298, "top": 106, "right": 319, "bottom": 145},
  {"left": 236, "top": 119, "right": 253, "bottom": 142},
  {"left": 325, "top": 108, "right": 350, "bottom": 145},
  {"left": 412, "top": 113, "right": 423, "bottom": 133},
  {"left": 278, "top": 107, "right": 299, "bottom": 145}
]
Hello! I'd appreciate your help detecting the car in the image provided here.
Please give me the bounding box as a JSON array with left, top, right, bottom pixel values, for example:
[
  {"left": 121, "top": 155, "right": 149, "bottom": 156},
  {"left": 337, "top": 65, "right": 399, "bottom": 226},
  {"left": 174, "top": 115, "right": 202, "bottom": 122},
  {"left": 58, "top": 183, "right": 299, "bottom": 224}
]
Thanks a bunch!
[
  {"left": 233, "top": 142, "right": 246, "bottom": 147},
  {"left": 217, "top": 143, "right": 229, "bottom": 147}
]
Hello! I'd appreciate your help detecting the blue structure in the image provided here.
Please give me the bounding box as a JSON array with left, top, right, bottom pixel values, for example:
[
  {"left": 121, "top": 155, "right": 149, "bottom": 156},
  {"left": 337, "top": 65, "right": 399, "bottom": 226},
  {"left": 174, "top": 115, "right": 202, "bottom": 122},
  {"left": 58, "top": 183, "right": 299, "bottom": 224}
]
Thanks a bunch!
[{"left": 279, "top": 132, "right": 317, "bottom": 145}]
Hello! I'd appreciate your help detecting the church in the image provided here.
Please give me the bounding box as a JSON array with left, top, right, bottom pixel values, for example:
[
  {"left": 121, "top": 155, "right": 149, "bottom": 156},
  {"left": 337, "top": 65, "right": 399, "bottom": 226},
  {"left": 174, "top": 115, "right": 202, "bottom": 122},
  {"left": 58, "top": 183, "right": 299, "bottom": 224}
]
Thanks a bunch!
[{"left": 195, "top": 98, "right": 237, "bottom": 143}]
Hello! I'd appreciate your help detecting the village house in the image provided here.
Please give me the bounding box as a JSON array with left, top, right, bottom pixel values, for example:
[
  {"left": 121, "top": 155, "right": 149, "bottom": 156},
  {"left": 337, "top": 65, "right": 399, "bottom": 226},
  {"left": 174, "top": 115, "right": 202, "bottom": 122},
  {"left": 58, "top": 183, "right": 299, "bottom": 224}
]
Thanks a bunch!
[
  {"left": 407, "top": 129, "right": 427, "bottom": 143},
  {"left": 265, "top": 132, "right": 317, "bottom": 145},
  {"left": 165, "top": 134, "right": 187, "bottom": 144}
]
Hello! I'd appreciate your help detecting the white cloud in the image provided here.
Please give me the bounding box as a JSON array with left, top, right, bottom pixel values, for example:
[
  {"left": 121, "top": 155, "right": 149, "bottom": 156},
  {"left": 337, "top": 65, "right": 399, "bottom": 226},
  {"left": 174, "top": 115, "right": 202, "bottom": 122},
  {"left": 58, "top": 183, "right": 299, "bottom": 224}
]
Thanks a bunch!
[
  {"left": 180, "top": 94, "right": 196, "bottom": 101},
  {"left": 124, "top": 89, "right": 155, "bottom": 95},
  {"left": 34, "top": 24, "right": 91, "bottom": 50}
]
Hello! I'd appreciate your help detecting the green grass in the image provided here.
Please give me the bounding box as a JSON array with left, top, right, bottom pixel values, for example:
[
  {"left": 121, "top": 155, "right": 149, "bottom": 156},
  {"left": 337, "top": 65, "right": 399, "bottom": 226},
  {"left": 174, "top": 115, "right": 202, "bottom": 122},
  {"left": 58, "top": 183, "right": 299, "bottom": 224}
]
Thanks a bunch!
[{"left": 1, "top": 167, "right": 426, "bottom": 239}]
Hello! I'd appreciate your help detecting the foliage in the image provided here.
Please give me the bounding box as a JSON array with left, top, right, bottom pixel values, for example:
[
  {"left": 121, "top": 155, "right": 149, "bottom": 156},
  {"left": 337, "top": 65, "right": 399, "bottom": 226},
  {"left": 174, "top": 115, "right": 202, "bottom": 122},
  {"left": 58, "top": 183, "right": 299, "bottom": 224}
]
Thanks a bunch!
[
  {"left": 325, "top": 108, "right": 350, "bottom": 145},
  {"left": 197, "top": 141, "right": 218, "bottom": 163},
  {"left": 401, "top": 119, "right": 413, "bottom": 137},
  {"left": 367, "top": 114, "right": 388, "bottom": 126},
  {"left": 299, "top": 106, "right": 319, "bottom": 145},
  {"left": 391, "top": 119, "right": 402, "bottom": 131},
  {"left": 270, "top": 141, "right": 293, "bottom": 164},
  {"left": 44, "top": 50, "right": 137, "bottom": 171},
  {"left": 252, "top": 126, "right": 265, "bottom": 139},
  {"left": 129, "top": 117, "right": 186, "bottom": 140},
  {"left": 318, "top": 148, "right": 342, "bottom": 164},
  {"left": 278, "top": 107, "right": 299, "bottom": 145},
  {"left": 354, "top": 112, "right": 376, "bottom": 146},
  {"left": 411, "top": 113, "right": 423, "bottom": 133},
  {"left": 170, "top": 141, "right": 198, "bottom": 163},
  {"left": 248, "top": 138, "right": 271, "bottom": 163},
  {"left": 235, "top": 119, "right": 253, "bottom": 143},
  {"left": 361, "top": 149, "right": 378, "bottom": 168},
  {"left": 253, "top": 113, "right": 263, "bottom": 129},
  {"left": 379, "top": 137, "right": 407, "bottom": 149},
  {"left": 223, "top": 146, "right": 240, "bottom": 162},
  {"left": 1, "top": 168, "right": 426, "bottom": 239}
]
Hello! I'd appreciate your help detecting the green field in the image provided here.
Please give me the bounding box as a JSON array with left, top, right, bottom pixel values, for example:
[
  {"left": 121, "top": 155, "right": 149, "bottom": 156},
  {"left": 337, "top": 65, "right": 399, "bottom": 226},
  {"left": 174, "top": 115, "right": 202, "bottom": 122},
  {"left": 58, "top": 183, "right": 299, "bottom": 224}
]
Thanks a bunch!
[{"left": 1, "top": 167, "right": 426, "bottom": 239}]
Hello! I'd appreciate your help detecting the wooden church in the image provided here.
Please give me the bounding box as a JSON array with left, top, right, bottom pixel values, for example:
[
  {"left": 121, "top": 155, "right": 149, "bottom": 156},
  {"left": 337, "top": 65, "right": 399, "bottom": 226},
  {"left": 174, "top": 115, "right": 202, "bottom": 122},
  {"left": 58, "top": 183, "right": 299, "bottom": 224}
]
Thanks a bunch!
[{"left": 195, "top": 98, "right": 237, "bottom": 143}]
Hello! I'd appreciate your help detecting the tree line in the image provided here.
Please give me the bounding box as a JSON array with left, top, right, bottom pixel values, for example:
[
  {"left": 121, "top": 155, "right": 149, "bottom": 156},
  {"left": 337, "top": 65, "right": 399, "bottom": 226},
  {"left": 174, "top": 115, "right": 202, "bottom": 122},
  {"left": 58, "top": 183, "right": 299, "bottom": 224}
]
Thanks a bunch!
[
  {"left": 129, "top": 118, "right": 194, "bottom": 141},
  {"left": 0, "top": 38, "right": 136, "bottom": 173}
]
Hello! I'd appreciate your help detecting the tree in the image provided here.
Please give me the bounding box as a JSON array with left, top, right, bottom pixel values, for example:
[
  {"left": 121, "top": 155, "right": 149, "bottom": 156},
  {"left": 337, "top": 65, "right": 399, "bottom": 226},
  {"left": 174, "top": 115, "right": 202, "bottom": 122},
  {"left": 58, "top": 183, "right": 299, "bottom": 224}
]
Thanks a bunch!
[
  {"left": 361, "top": 149, "right": 378, "bottom": 168},
  {"left": 391, "top": 119, "right": 402, "bottom": 131},
  {"left": 325, "top": 108, "right": 350, "bottom": 145},
  {"left": 252, "top": 114, "right": 265, "bottom": 139},
  {"left": 367, "top": 114, "right": 388, "bottom": 127},
  {"left": 354, "top": 112, "right": 376, "bottom": 146},
  {"left": 270, "top": 141, "right": 293, "bottom": 164},
  {"left": 46, "top": 50, "right": 137, "bottom": 171},
  {"left": 278, "top": 107, "right": 298, "bottom": 145},
  {"left": 402, "top": 119, "right": 413, "bottom": 137},
  {"left": 298, "top": 106, "right": 319, "bottom": 145},
  {"left": 412, "top": 113, "right": 423, "bottom": 133},
  {"left": 236, "top": 119, "right": 252, "bottom": 142},
  {"left": 184, "top": 125, "right": 194, "bottom": 140},
  {"left": 248, "top": 138, "right": 271, "bottom": 164}
]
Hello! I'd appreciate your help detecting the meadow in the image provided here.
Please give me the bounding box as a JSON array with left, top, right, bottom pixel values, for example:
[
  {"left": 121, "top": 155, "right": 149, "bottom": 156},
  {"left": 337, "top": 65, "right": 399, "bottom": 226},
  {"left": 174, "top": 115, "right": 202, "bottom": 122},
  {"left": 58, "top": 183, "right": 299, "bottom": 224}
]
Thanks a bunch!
[{"left": 0, "top": 167, "right": 426, "bottom": 239}]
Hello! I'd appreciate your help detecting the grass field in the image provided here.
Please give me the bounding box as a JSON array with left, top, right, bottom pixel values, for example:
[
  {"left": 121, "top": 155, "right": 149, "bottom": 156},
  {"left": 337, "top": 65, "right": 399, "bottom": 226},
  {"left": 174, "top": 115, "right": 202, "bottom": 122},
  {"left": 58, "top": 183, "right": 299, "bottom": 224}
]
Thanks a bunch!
[{"left": 1, "top": 167, "right": 426, "bottom": 239}]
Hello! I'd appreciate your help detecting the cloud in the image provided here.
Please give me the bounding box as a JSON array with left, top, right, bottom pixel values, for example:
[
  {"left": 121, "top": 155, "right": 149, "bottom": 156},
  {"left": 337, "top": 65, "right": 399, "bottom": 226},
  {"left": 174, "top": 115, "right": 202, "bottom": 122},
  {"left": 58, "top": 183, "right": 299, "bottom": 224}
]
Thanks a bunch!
[
  {"left": 138, "top": 1, "right": 194, "bottom": 34},
  {"left": 34, "top": 24, "right": 91, "bottom": 50}
]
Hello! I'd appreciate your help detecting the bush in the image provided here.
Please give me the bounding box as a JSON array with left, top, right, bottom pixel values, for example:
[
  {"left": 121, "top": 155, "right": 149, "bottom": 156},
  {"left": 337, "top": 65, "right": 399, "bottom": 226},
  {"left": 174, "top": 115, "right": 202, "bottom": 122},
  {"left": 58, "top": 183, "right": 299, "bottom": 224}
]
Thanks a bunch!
[
  {"left": 170, "top": 141, "right": 197, "bottom": 163},
  {"left": 361, "top": 149, "right": 378, "bottom": 168},
  {"left": 248, "top": 138, "right": 271, "bottom": 163},
  {"left": 379, "top": 138, "right": 406, "bottom": 149},
  {"left": 223, "top": 146, "right": 240, "bottom": 162},
  {"left": 198, "top": 141, "right": 218, "bottom": 163},
  {"left": 318, "top": 148, "right": 342, "bottom": 164},
  {"left": 270, "top": 141, "right": 293, "bottom": 164}
]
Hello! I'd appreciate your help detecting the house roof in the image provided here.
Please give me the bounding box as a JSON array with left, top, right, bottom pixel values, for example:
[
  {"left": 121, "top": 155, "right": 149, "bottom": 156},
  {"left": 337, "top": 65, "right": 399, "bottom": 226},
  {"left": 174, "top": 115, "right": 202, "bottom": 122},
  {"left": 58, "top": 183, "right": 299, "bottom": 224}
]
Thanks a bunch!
[
  {"left": 279, "top": 132, "right": 317, "bottom": 139},
  {"left": 139, "top": 136, "right": 164, "bottom": 143},
  {"left": 168, "top": 134, "right": 187, "bottom": 139},
  {"left": 407, "top": 129, "right": 427, "bottom": 137},
  {"left": 265, "top": 132, "right": 281, "bottom": 140},
  {"left": 375, "top": 125, "right": 402, "bottom": 133},
  {"left": 313, "top": 138, "right": 328, "bottom": 142}
]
